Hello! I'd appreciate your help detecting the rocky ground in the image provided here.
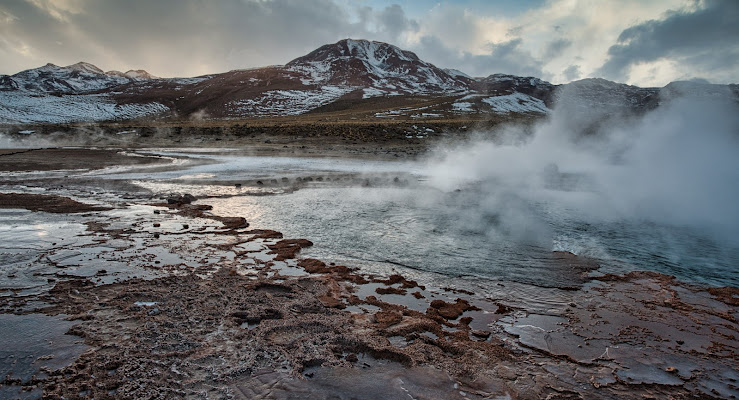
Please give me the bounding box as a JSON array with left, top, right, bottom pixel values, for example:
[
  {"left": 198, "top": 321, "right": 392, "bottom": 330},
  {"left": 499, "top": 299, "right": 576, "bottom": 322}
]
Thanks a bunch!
[{"left": 0, "top": 148, "right": 737, "bottom": 399}]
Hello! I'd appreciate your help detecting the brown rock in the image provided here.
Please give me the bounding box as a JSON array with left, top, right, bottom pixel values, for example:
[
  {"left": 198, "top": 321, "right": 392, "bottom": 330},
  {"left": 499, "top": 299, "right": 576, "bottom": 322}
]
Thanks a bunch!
[
  {"left": 428, "top": 298, "right": 479, "bottom": 320},
  {"left": 374, "top": 310, "right": 402, "bottom": 328}
]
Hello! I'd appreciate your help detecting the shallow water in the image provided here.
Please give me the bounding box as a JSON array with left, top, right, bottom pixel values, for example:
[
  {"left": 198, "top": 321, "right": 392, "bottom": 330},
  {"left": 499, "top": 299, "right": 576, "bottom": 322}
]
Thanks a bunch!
[
  {"left": 3, "top": 150, "right": 737, "bottom": 290},
  {"left": 0, "top": 314, "right": 89, "bottom": 399},
  {"left": 116, "top": 151, "right": 739, "bottom": 288}
]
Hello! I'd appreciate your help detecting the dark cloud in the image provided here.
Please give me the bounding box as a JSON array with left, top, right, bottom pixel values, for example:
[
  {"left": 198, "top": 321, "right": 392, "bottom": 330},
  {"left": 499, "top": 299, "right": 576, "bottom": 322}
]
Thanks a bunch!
[
  {"left": 597, "top": 0, "right": 739, "bottom": 83},
  {"left": 413, "top": 36, "right": 546, "bottom": 78},
  {"left": 2, "top": 0, "right": 732, "bottom": 85},
  {"left": 543, "top": 38, "right": 571, "bottom": 60},
  {"left": 0, "top": 0, "right": 433, "bottom": 77},
  {"left": 562, "top": 65, "right": 581, "bottom": 81},
  {"left": 376, "top": 4, "right": 419, "bottom": 39}
]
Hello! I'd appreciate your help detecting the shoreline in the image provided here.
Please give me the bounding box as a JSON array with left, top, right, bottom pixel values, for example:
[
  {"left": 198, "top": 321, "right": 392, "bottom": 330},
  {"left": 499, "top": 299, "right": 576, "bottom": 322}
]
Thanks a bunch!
[{"left": 0, "top": 150, "right": 737, "bottom": 398}]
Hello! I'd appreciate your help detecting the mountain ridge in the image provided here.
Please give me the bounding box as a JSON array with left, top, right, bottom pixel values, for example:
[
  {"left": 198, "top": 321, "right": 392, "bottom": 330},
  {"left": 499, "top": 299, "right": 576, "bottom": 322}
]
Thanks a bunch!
[{"left": 0, "top": 39, "right": 736, "bottom": 125}]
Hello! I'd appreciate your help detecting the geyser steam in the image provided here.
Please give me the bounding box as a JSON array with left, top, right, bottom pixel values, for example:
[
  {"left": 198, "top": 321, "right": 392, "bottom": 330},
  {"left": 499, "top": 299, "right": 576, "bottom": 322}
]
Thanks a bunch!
[{"left": 424, "top": 85, "right": 739, "bottom": 247}]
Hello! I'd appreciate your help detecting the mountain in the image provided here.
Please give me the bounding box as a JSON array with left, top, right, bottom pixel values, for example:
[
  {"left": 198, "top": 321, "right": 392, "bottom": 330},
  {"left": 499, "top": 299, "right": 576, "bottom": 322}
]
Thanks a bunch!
[
  {"left": 0, "top": 39, "right": 735, "bottom": 125},
  {"left": 285, "top": 39, "right": 469, "bottom": 97},
  {"left": 1, "top": 62, "right": 156, "bottom": 94},
  {"left": 0, "top": 62, "right": 165, "bottom": 124},
  {"left": 106, "top": 69, "right": 159, "bottom": 81}
]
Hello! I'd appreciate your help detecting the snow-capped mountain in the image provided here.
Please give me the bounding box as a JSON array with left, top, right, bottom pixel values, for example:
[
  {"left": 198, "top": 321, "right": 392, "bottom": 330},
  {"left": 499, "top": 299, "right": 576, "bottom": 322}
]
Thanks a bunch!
[
  {"left": 555, "top": 78, "right": 658, "bottom": 112},
  {"left": 286, "top": 39, "right": 469, "bottom": 97},
  {"left": 0, "top": 39, "right": 735, "bottom": 124},
  {"left": 106, "top": 69, "right": 159, "bottom": 81},
  {"left": 1, "top": 62, "right": 156, "bottom": 94},
  {"left": 0, "top": 62, "right": 164, "bottom": 123},
  {"left": 474, "top": 74, "right": 556, "bottom": 106}
]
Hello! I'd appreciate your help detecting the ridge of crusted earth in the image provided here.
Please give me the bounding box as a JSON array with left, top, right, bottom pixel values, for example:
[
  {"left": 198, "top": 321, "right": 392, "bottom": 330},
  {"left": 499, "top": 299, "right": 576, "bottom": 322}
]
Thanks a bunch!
[{"left": 0, "top": 186, "right": 737, "bottom": 396}]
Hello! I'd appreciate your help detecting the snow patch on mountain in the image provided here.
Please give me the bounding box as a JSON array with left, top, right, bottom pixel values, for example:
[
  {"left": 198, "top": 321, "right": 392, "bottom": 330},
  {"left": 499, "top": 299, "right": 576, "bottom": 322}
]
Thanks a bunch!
[
  {"left": 227, "top": 86, "right": 354, "bottom": 117},
  {"left": 0, "top": 91, "right": 169, "bottom": 123},
  {"left": 444, "top": 69, "right": 472, "bottom": 80},
  {"left": 482, "top": 93, "right": 550, "bottom": 114},
  {"left": 452, "top": 101, "right": 475, "bottom": 112}
]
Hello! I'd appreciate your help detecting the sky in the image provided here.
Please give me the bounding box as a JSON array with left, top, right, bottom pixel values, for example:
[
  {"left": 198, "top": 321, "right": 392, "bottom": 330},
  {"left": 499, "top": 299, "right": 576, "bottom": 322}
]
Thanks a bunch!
[{"left": 0, "top": 0, "right": 737, "bottom": 86}]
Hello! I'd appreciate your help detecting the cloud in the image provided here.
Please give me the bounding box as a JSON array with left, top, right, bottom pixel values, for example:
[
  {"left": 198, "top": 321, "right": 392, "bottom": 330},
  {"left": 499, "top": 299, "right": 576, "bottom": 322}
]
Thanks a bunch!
[
  {"left": 562, "top": 65, "right": 581, "bottom": 81},
  {"left": 597, "top": 0, "right": 739, "bottom": 84},
  {"left": 0, "top": 0, "right": 735, "bottom": 86},
  {"left": 413, "top": 36, "right": 546, "bottom": 79},
  {"left": 375, "top": 4, "right": 419, "bottom": 40},
  {"left": 0, "top": 0, "right": 366, "bottom": 77},
  {"left": 542, "top": 38, "right": 572, "bottom": 60}
]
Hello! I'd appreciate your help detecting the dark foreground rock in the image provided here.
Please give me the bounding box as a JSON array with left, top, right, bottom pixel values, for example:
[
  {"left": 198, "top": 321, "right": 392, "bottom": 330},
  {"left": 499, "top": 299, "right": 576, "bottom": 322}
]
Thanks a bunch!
[{"left": 0, "top": 193, "right": 111, "bottom": 213}]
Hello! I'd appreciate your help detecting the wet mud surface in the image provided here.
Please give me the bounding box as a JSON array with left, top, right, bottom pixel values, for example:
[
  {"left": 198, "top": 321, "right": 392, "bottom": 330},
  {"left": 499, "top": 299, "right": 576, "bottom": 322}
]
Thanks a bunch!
[
  {"left": 0, "top": 148, "right": 737, "bottom": 399},
  {"left": 0, "top": 193, "right": 112, "bottom": 213}
]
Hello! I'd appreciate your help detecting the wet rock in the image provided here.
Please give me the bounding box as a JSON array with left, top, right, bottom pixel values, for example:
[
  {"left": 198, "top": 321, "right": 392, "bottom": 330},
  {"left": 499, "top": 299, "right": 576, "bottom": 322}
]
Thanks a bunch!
[
  {"left": 428, "top": 299, "right": 480, "bottom": 320},
  {"left": 166, "top": 193, "right": 196, "bottom": 205},
  {"left": 0, "top": 193, "right": 111, "bottom": 213},
  {"left": 375, "top": 287, "right": 407, "bottom": 295},
  {"left": 299, "top": 259, "right": 353, "bottom": 275},
  {"left": 317, "top": 294, "right": 345, "bottom": 309},
  {"left": 232, "top": 308, "right": 283, "bottom": 324},
  {"left": 471, "top": 330, "right": 491, "bottom": 340},
  {"left": 244, "top": 229, "right": 284, "bottom": 240},
  {"left": 374, "top": 274, "right": 424, "bottom": 290},
  {"left": 494, "top": 303, "right": 510, "bottom": 314},
  {"left": 707, "top": 286, "right": 739, "bottom": 306},
  {"left": 268, "top": 239, "right": 314, "bottom": 261},
  {"left": 374, "top": 310, "right": 402, "bottom": 328}
]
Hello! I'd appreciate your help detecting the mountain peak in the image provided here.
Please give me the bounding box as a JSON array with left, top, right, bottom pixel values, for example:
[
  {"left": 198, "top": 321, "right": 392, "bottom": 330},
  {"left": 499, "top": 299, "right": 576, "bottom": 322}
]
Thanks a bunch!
[
  {"left": 106, "top": 69, "right": 157, "bottom": 80},
  {"left": 124, "top": 69, "right": 157, "bottom": 80},
  {"left": 66, "top": 62, "right": 105, "bottom": 75},
  {"left": 285, "top": 38, "right": 467, "bottom": 94},
  {"left": 288, "top": 38, "right": 419, "bottom": 67}
]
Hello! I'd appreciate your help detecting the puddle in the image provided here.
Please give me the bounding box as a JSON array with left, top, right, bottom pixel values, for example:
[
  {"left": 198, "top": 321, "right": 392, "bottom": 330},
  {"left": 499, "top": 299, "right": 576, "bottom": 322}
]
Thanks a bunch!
[{"left": 0, "top": 314, "right": 89, "bottom": 399}]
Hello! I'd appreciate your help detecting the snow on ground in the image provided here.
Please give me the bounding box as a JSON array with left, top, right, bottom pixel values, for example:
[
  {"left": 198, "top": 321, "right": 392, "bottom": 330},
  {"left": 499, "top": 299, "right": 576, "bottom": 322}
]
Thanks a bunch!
[
  {"left": 228, "top": 86, "right": 354, "bottom": 117},
  {"left": 451, "top": 102, "right": 474, "bottom": 112},
  {"left": 0, "top": 91, "right": 169, "bottom": 124},
  {"left": 482, "top": 93, "right": 549, "bottom": 114},
  {"left": 289, "top": 61, "right": 333, "bottom": 86},
  {"left": 458, "top": 93, "right": 486, "bottom": 101},
  {"left": 166, "top": 76, "right": 213, "bottom": 85},
  {"left": 363, "top": 87, "right": 387, "bottom": 99}
]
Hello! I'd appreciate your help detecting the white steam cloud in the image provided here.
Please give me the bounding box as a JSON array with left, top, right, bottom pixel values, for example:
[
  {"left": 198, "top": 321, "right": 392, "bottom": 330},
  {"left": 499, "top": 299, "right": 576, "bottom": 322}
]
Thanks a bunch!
[{"left": 423, "top": 86, "right": 739, "bottom": 247}]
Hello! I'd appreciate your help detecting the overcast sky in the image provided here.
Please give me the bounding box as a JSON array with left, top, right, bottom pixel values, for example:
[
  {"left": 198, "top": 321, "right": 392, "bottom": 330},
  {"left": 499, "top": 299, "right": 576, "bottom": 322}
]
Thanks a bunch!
[{"left": 0, "top": 0, "right": 736, "bottom": 86}]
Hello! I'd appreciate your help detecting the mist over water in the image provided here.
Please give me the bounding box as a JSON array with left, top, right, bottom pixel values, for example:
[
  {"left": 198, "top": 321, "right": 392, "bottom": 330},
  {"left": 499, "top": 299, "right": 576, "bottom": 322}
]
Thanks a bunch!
[
  {"left": 3, "top": 84, "right": 737, "bottom": 287},
  {"left": 424, "top": 89, "right": 739, "bottom": 248}
]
